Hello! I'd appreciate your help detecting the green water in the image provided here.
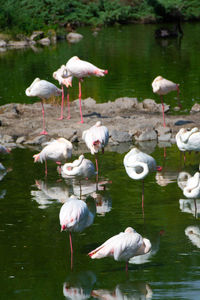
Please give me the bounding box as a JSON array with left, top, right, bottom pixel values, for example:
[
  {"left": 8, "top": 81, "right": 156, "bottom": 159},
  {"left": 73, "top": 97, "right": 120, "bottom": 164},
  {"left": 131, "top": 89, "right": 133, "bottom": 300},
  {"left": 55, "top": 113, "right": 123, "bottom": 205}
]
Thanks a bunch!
[
  {"left": 0, "top": 23, "right": 200, "bottom": 111},
  {"left": 0, "top": 143, "right": 200, "bottom": 299}
]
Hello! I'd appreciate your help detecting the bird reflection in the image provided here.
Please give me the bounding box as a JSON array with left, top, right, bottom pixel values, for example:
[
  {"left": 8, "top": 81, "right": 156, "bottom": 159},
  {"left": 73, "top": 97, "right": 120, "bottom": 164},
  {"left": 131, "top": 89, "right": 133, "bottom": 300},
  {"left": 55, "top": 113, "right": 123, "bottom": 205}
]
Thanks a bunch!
[
  {"left": 0, "top": 163, "right": 8, "bottom": 181},
  {"left": 185, "top": 226, "right": 200, "bottom": 248},
  {"left": 91, "top": 281, "right": 153, "bottom": 300},
  {"left": 92, "top": 191, "right": 112, "bottom": 216},
  {"left": 31, "top": 179, "right": 72, "bottom": 208},
  {"left": 179, "top": 199, "right": 200, "bottom": 218},
  {"left": 63, "top": 270, "right": 96, "bottom": 299},
  {"left": 156, "top": 170, "right": 178, "bottom": 186}
]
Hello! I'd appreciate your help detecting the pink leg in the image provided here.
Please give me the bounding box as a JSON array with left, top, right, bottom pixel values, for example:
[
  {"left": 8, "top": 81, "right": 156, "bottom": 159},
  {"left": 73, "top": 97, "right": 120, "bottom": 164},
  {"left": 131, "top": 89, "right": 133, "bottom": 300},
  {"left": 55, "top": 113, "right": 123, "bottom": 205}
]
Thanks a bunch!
[
  {"left": 40, "top": 100, "right": 48, "bottom": 135},
  {"left": 78, "top": 80, "right": 84, "bottom": 123},
  {"left": 69, "top": 232, "right": 73, "bottom": 270},
  {"left": 163, "top": 147, "right": 166, "bottom": 158},
  {"left": 194, "top": 199, "right": 197, "bottom": 219},
  {"left": 160, "top": 95, "right": 166, "bottom": 128},
  {"left": 58, "top": 85, "right": 64, "bottom": 120},
  {"left": 95, "top": 154, "right": 99, "bottom": 184},
  {"left": 67, "top": 91, "right": 71, "bottom": 119},
  {"left": 142, "top": 180, "right": 144, "bottom": 218}
]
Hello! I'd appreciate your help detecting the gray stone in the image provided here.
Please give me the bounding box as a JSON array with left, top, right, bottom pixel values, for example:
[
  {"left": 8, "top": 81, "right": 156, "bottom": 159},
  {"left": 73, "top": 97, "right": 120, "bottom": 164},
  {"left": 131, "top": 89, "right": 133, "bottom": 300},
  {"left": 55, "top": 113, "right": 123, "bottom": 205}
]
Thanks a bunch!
[
  {"left": 155, "top": 126, "right": 171, "bottom": 136},
  {"left": 67, "top": 32, "right": 83, "bottom": 43},
  {"left": 1, "top": 135, "right": 14, "bottom": 143},
  {"left": 158, "top": 103, "right": 170, "bottom": 113},
  {"left": 114, "top": 97, "right": 138, "bottom": 109},
  {"left": 24, "top": 135, "right": 48, "bottom": 145},
  {"left": 134, "top": 129, "right": 157, "bottom": 141},
  {"left": 142, "top": 99, "right": 158, "bottom": 111},
  {"left": 0, "top": 40, "right": 7, "bottom": 47},
  {"left": 8, "top": 40, "right": 29, "bottom": 48},
  {"left": 111, "top": 129, "right": 132, "bottom": 143},
  {"left": 190, "top": 103, "right": 200, "bottom": 113},
  {"left": 38, "top": 38, "right": 50, "bottom": 46},
  {"left": 16, "top": 136, "right": 26, "bottom": 144},
  {"left": 30, "top": 31, "right": 44, "bottom": 41},
  {"left": 158, "top": 133, "right": 172, "bottom": 142}
]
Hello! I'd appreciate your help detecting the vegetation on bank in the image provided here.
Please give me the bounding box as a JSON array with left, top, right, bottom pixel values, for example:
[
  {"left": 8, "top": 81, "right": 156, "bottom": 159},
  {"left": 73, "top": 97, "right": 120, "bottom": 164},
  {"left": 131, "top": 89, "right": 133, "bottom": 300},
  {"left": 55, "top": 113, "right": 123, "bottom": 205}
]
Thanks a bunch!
[{"left": 0, "top": 0, "right": 200, "bottom": 35}]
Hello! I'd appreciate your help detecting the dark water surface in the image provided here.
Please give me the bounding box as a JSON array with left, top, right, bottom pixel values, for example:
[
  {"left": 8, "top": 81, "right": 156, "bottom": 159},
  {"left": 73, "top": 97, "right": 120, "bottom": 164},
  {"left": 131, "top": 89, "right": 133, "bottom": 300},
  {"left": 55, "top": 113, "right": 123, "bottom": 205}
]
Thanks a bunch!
[
  {"left": 0, "top": 23, "right": 200, "bottom": 111},
  {"left": 0, "top": 142, "right": 200, "bottom": 299}
]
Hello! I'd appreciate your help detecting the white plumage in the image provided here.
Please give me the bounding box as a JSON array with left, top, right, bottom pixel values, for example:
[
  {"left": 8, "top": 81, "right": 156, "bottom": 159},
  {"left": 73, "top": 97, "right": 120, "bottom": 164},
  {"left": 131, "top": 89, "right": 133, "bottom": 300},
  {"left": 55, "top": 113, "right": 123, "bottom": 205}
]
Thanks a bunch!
[
  {"left": 123, "top": 147, "right": 157, "bottom": 180},
  {"left": 88, "top": 227, "right": 151, "bottom": 269},
  {"left": 25, "top": 78, "right": 62, "bottom": 99},
  {"left": 53, "top": 64, "right": 73, "bottom": 87},
  {"left": 82, "top": 121, "right": 109, "bottom": 155},
  {"left": 61, "top": 154, "right": 95, "bottom": 178},
  {"left": 185, "top": 226, "right": 200, "bottom": 248},
  {"left": 176, "top": 127, "right": 200, "bottom": 152},
  {"left": 183, "top": 172, "right": 200, "bottom": 199},
  {"left": 152, "top": 75, "right": 178, "bottom": 95}
]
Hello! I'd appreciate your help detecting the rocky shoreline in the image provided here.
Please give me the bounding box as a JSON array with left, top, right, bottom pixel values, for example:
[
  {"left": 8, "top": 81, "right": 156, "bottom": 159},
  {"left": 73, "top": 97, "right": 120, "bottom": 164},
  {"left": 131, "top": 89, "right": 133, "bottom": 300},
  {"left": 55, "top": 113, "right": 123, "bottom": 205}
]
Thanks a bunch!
[{"left": 0, "top": 97, "right": 199, "bottom": 153}]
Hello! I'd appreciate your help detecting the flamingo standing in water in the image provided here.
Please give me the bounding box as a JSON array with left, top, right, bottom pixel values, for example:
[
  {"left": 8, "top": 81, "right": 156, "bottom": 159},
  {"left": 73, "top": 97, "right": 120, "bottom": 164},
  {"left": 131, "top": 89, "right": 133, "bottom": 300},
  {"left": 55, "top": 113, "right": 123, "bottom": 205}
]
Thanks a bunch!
[
  {"left": 53, "top": 65, "right": 73, "bottom": 120},
  {"left": 25, "top": 78, "right": 62, "bottom": 135},
  {"left": 82, "top": 121, "right": 109, "bottom": 180},
  {"left": 152, "top": 75, "right": 180, "bottom": 127},
  {"left": 61, "top": 154, "right": 95, "bottom": 178},
  {"left": 88, "top": 227, "right": 151, "bottom": 272},
  {"left": 60, "top": 195, "right": 95, "bottom": 268},
  {"left": 123, "top": 147, "right": 161, "bottom": 216},
  {"left": 65, "top": 56, "right": 108, "bottom": 123},
  {"left": 33, "top": 138, "right": 72, "bottom": 176}
]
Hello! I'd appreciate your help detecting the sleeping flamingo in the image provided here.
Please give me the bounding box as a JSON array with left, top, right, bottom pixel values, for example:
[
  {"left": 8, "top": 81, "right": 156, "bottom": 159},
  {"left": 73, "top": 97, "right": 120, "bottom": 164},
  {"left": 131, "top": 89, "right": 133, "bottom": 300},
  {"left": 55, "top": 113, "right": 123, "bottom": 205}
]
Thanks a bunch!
[
  {"left": 152, "top": 75, "right": 180, "bottom": 127},
  {"left": 123, "top": 147, "right": 161, "bottom": 216},
  {"left": 53, "top": 65, "right": 73, "bottom": 120},
  {"left": 65, "top": 56, "right": 108, "bottom": 123},
  {"left": 82, "top": 121, "right": 109, "bottom": 180},
  {"left": 25, "top": 78, "right": 62, "bottom": 134},
  {"left": 88, "top": 227, "right": 151, "bottom": 272},
  {"left": 33, "top": 138, "right": 72, "bottom": 176},
  {"left": 60, "top": 195, "right": 95, "bottom": 269}
]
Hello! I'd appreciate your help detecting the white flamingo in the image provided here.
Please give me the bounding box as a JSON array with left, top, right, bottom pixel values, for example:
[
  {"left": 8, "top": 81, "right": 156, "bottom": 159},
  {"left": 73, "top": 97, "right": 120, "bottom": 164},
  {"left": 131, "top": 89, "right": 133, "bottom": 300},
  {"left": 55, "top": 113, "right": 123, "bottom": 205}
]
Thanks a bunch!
[
  {"left": 33, "top": 138, "right": 72, "bottom": 176},
  {"left": 25, "top": 78, "right": 62, "bottom": 135},
  {"left": 53, "top": 65, "right": 73, "bottom": 120},
  {"left": 183, "top": 172, "right": 200, "bottom": 199},
  {"left": 152, "top": 75, "right": 180, "bottom": 127},
  {"left": 88, "top": 227, "right": 151, "bottom": 272},
  {"left": 66, "top": 56, "right": 108, "bottom": 123},
  {"left": 60, "top": 195, "right": 95, "bottom": 268},
  {"left": 123, "top": 147, "right": 161, "bottom": 215},
  {"left": 82, "top": 121, "right": 109, "bottom": 178}
]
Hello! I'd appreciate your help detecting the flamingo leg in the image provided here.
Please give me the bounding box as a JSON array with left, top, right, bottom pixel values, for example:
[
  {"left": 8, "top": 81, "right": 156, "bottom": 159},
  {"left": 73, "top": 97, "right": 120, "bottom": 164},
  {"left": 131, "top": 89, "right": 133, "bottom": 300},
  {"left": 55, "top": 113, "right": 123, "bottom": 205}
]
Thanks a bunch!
[
  {"left": 58, "top": 85, "right": 64, "bottom": 120},
  {"left": 142, "top": 180, "right": 144, "bottom": 218},
  {"left": 40, "top": 100, "right": 48, "bottom": 135},
  {"left": 126, "top": 261, "right": 128, "bottom": 273},
  {"left": 95, "top": 153, "right": 99, "bottom": 184},
  {"left": 194, "top": 199, "right": 197, "bottom": 219},
  {"left": 78, "top": 80, "right": 84, "bottom": 124},
  {"left": 160, "top": 95, "right": 166, "bottom": 128},
  {"left": 67, "top": 90, "right": 71, "bottom": 119},
  {"left": 163, "top": 147, "right": 166, "bottom": 158},
  {"left": 45, "top": 160, "right": 48, "bottom": 176},
  {"left": 69, "top": 232, "right": 73, "bottom": 270}
]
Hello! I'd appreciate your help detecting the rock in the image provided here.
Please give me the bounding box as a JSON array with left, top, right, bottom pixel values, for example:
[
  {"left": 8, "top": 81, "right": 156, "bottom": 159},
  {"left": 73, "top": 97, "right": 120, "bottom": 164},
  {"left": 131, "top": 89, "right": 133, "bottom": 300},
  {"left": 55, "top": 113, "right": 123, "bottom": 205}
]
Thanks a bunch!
[
  {"left": 114, "top": 97, "right": 138, "bottom": 109},
  {"left": 110, "top": 129, "right": 132, "bottom": 143},
  {"left": 16, "top": 136, "right": 26, "bottom": 144},
  {"left": 38, "top": 38, "right": 51, "bottom": 46},
  {"left": 134, "top": 128, "right": 157, "bottom": 141},
  {"left": 67, "top": 32, "right": 83, "bottom": 43},
  {"left": 24, "top": 135, "right": 48, "bottom": 145},
  {"left": 158, "top": 133, "right": 172, "bottom": 142},
  {"left": 1, "top": 135, "right": 14, "bottom": 143},
  {"left": 190, "top": 103, "right": 200, "bottom": 113},
  {"left": 142, "top": 99, "right": 158, "bottom": 112},
  {"left": 155, "top": 126, "right": 171, "bottom": 136},
  {"left": 30, "top": 31, "right": 44, "bottom": 41},
  {"left": 81, "top": 98, "right": 96, "bottom": 107},
  {"left": 174, "top": 120, "right": 194, "bottom": 126},
  {"left": 174, "top": 106, "right": 181, "bottom": 111},
  {"left": 0, "top": 40, "right": 7, "bottom": 47},
  {"left": 158, "top": 103, "right": 170, "bottom": 113},
  {"left": 0, "top": 48, "right": 6, "bottom": 52},
  {"left": 8, "top": 40, "right": 29, "bottom": 48}
]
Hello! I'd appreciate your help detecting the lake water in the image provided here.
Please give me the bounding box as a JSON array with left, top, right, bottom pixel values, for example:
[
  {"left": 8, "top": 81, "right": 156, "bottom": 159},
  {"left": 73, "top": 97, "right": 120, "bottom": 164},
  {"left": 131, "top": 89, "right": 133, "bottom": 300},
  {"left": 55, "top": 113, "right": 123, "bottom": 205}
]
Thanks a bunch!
[{"left": 1, "top": 23, "right": 200, "bottom": 299}]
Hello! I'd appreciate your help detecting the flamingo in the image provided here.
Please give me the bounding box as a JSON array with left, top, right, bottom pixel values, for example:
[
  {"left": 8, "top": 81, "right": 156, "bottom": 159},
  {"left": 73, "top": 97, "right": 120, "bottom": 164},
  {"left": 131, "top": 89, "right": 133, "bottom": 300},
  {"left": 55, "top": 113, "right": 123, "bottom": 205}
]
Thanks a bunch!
[
  {"left": 25, "top": 78, "right": 62, "bottom": 135},
  {"left": 123, "top": 147, "right": 161, "bottom": 215},
  {"left": 60, "top": 195, "right": 95, "bottom": 268},
  {"left": 185, "top": 226, "right": 200, "bottom": 248},
  {"left": 53, "top": 65, "right": 73, "bottom": 120},
  {"left": 183, "top": 172, "right": 200, "bottom": 199},
  {"left": 152, "top": 75, "right": 180, "bottom": 127},
  {"left": 176, "top": 127, "right": 200, "bottom": 162},
  {"left": 88, "top": 227, "right": 151, "bottom": 272},
  {"left": 33, "top": 138, "right": 72, "bottom": 176},
  {"left": 65, "top": 56, "right": 108, "bottom": 123},
  {"left": 82, "top": 121, "right": 109, "bottom": 180}
]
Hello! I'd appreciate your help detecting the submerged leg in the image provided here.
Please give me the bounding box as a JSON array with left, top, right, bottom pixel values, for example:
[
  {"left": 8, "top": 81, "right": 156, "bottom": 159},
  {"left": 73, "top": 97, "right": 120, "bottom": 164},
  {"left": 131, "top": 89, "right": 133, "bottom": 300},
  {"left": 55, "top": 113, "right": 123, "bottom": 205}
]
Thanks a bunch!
[
  {"left": 95, "top": 153, "right": 99, "bottom": 185},
  {"left": 160, "top": 95, "right": 166, "bottom": 128},
  {"left": 40, "top": 100, "right": 48, "bottom": 135},
  {"left": 45, "top": 160, "right": 48, "bottom": 176},
  {"left": 78, "top": 80, "right": 84, "bottom": 124},
  {"left": 69, "top": 232, "right": 73, "bottom": 270}
]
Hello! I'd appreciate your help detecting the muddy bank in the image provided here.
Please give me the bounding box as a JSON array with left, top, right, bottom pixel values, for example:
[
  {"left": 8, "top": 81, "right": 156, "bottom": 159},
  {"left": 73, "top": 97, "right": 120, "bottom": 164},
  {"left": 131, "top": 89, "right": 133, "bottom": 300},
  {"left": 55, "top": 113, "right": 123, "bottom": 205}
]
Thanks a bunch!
[{"left": 0, "top": 97, "right": 199, "bottom": 152}]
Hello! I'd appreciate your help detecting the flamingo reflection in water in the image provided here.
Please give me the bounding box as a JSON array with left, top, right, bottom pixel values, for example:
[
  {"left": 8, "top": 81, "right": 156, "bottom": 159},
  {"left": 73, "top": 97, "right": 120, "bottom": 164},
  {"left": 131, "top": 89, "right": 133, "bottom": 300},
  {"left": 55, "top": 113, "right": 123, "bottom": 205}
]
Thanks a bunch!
[
  {"left": 185, "top": 226, "right": 200, "bottom": 248},
  {"left": 89, "top": 227, "right": 151, "bottom": 272},
  {"left": 124, "top": 147, "right": 161, "bottom": 216},
  {"left": 60, "top": 195, "right": 96, "bottom": 269}
]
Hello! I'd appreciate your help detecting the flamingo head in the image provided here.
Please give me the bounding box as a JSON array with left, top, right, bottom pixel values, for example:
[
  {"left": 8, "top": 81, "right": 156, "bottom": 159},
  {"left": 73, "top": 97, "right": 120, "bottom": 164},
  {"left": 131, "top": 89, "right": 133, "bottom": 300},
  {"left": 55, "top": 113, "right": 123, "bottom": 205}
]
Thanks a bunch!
[
  {"left": 104, "top": 70, "right": 108, "bottom": 75},
  {"left": 156, "top": 166, "right": 163, "bottom": 172},
  {"left": 61, "top": 224, "right": 67, "bottom": 231}
]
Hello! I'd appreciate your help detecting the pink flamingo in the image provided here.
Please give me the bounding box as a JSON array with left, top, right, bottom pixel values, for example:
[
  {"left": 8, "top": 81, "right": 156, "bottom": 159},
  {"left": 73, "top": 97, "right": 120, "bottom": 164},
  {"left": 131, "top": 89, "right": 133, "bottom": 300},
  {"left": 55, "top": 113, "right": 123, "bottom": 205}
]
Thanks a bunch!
[
  {"left": 88, "top": 227, "right": 151, "bottom": 272},
  {"left": 66, "top": 56, "right": 108, "bottom": 123},
  {"left": 53, "top": 65, "right": 73, "bottom": 120},
  {"left": 60, "top": 195, "right": 95, "bottom": 269},
  {"left": 152, "top": 75, "right": 180, "bottom": 127},
  {"left": 25, "top": 78, "right": 62, "bottom": 135}
]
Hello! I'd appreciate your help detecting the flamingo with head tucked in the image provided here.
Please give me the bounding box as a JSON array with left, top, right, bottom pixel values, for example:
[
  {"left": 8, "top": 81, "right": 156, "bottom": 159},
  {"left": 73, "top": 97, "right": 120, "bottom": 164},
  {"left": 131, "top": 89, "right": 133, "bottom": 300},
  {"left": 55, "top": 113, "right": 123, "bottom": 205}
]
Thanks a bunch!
[
  {"left": 25, "top": 78, "right": 62, "bottom": 135},
  {"left": 152, "top": 75, "right": 180, "bottom": 127},
  {"left": 65, "top": 56, "right": 108, "bottom": 123},
  {"left": 33, "top": 138, "right": 72, "bottom": 176},
  {"left": 82, "top": 121, "right": 109, "bottom": 180},
  {"left": 88, "top": 227, "right": 151, "bottom": 272},
  {"left": 53, "top": 65, "right": 73, "bottom": 120}
]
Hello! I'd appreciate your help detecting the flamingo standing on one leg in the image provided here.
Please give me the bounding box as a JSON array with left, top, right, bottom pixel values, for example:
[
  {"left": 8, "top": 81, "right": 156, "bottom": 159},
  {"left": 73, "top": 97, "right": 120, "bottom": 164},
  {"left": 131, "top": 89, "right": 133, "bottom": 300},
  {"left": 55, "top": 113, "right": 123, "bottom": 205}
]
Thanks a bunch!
[
  {"left": 88, "top": 227, "right": 151, "bottom": 272},
  {"left": 33, "top": 138, "right": 72, "bottom": 176},
  {"left": 53, "top": 65, "right": 73, "bottom": 120},
  {"left": 123, "top": 147, "right": 162, "bottom": 217},
  {"left": 65, "top": 56, "right": 108, "bottom": 123},
  {"left": 152, "top": 75, "right": 180, "bottom": 127},
  {"left": 60, "top": 195, "right": 95, "bottom": 269},
  {"left": 25, "top": 78, "right": 62, "bottom": 135},
  {"left": 82, "top": 121, "right": 109, "bottom": 182}
]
